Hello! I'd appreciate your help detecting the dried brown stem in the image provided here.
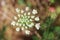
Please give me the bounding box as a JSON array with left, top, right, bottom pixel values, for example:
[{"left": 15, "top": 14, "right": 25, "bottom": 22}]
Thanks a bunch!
[{"left": 34, "top": 31, "right": 42, "bottom": 40}]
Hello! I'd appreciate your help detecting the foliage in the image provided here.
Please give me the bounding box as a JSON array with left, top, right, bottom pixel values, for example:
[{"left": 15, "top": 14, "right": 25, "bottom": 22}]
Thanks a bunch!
[
  {"left": 56, "top": 6, "right": 60, "bottom": 14},
  {"left": 54, "top": 26, "right": 60, "bottom": 35},
  {"left": 26, "top": 2, "right": 32, "bottom": 7},
  {"left": 0, "top": 26, "right": 6, "bottom": 40},
  {"left": 18, "top": 0, "right": 32, "bottom": 7},
  {"left": 43, "top": 32, "right": 54, "bottom": 40},
  {"left": 48, "top": 32, "right": 54, "bottom": 40},
  {"left": 41, "top": 17, "right": 54, "bottom": 29},
  {"left": 32, "top": 35, "right": 39, "bottom": 40},
  {"left": 49, "top": 0, "right": 55, "bottom": 3},
  {"left": 18, "top": 0, "right": 25, "bottom": 5}
]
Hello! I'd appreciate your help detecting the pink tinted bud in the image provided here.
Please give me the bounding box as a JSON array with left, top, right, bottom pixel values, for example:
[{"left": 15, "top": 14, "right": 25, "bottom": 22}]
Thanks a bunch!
[{"left": 49, "top": 7, "right": 55, "bottom": 12}]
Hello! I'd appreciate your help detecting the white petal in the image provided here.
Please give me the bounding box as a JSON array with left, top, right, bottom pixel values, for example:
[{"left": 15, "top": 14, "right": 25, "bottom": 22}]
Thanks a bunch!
[
  {"left": 18, "top": 20, "right": 20, "bottom": 22},
  {"left": 25, "top": 27, "right": 28, "bottom": 29},
  {"left": 19, "top": 24, "right": 22, "bottom": 26},
  {"left": 25, "top": 30, "right": 30, "bottom": 35},
  {"left": 31, "top": 16, "right": 35, "bottom": 19},
  {"left": 32, "top": 9, "right": 38, "bottom": 14},
  {"left": 31, "top": 23, "right": 34, "bottom": 25},
  {"left": 28, "top": 23, "right": 34, "bottom": 28},
  {"left": 28, "top": 12, "right": 30, "bottom": 15},
  {"left": 28, "top": 25, "right": 32, "bottom": 28},
  {"left": 30, "top": 19, "right": 33, "bottom": 21},
  {"left": 18, "top": 14, "right": 20, "bottom": 17},
  {"left": 30, "top": 23, "right": 34, "bottom": 27},
  {"left": 11, "top": 21, "right": 16, "bottom": 26},
  {"left": 25, "top": 7, "right": 29, "bottom": 11},
  {"left": 28, "top": 16, "right": 30, "bottom": 18},
  {"left": 15, "top": 8, "right": 20, "bottom": 13},
  {"left": 16, "top": 23, "right": 19, "bottom": 26},
  {"left": 26, "top": 22, "right": 28, "bottom": 25},
  {"left": 35, "top": 23, "right": 40, "bottom": 30},
  {"left": 35, "top": 17, "right": 40, "bottom": 21},
  {"left": 14, "top": 16, "right": 17, "bottom": 20},
  {"left": 23, "top": 24, "right": 25, "bottom": 26},
  {"left": 21, "top": 15, "right": 24, "bottom": 17},
  {"left": 21, "top": 27, "right": 25, "bottom": 31},
  {"left": 24, "top": 13, "right": 26, "bottom": 16},
  {"left": 21, "top": 10, "right": 24, "bottom": 13},
  {"left": 16, "top": 27, "right": 20, "bottom": 32}
]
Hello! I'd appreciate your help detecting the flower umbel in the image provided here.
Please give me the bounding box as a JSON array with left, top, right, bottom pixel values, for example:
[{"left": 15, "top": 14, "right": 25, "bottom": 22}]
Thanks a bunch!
[{"left": 11, "top": 7, "right": 40, "bottom": 35}]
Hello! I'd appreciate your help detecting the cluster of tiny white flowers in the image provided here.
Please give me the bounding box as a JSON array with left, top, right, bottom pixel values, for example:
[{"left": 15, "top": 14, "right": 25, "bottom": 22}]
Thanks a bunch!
[{"left": 11, "top": 7, "right": 40, "bottom": 35}]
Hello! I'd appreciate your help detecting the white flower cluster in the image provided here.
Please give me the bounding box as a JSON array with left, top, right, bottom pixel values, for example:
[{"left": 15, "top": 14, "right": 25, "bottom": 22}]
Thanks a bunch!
[{"left": 11, "top": 7, "right": 40, "bottom": 35}]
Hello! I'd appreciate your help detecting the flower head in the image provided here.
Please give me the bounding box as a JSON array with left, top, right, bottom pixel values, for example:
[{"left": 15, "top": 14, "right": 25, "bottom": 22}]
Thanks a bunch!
[{"left": 11, "top": 7, "right": 41, "bottom": 35}]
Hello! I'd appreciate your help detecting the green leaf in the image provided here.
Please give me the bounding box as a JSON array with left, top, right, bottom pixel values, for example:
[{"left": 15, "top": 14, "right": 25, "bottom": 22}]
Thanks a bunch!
[
  {"left": 43, "top": 31, "right": 48, "bottom": 39},
  {"left": 32, "top": 36, "right": 39, "bottom": 40},
  {"left": 0, "top": 26, "right": 6, "bottom": 40},
  {"left": 50, "top": 13, "right": 57, "bottom": 19},
  {"left": 43, "top": 32, "right": 54, "bottom": 40},
  {"left": 48, "top": 32, "right": 54, "bottom": 40},
  {"left": 54, "top": 26, "right": 60, "bottom": 35},
  {"left": 27, "top": 2, "right": 32, "bottom": 7},
  {"left": 41, "top": 23, "right": 47, "bottom": 29},
  {"left": 18, "top": 0, "right": 25, "bottom": 5},
  {"left": 56, "top": 6, "right": 60, "bottom": 14},
  {"left": 49, "top": 0, "right": 55, "bottom": 3},
  {"left": 45, "top": 17, "right": 54, "bottom": 26},
  {"left": 41, "top": 17, "right": 54, "bottom": 29}
]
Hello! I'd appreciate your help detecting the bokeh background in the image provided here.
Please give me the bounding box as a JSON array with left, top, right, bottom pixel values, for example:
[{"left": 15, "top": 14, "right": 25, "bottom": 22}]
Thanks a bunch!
[{"left": 0, "top": 0, "right": 60, "bottom": 40}]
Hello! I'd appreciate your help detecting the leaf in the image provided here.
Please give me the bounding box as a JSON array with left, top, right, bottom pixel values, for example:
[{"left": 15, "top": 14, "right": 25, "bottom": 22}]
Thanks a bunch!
[
  {"left": 18, "top": 0, "right": 25, "bottom": 5},
  {"left": 41, "top": 17, "right": 54, "bottom": 29},
  {"left": 27, "top": 2, "right": 32, "bottom": 7},
  {"left": 48, "top": 32, "right": 54, "bottom": 40},
  {"left": 43, "top": 31, "right": 48, "bottom": 39},
  {"left": 54, "top": 26, "right": 60, "bottom": 35},
  {"left": 49, "top": 0, "right": 55, "bottom": 3},
  {"left": 50, "top": 13, "right": 57, "bottom": 19},
  {"left": 56, "top": 6, "right": 60, "bottom": 14},
  {"left": 0, "top": 26, "right": 6, "bottom": 40},
  {"left": 41, "top": 23, "right": 47, "bottom": 29},
  {"left": 43, "top": 31, "right": 54, "bottom": 40},
  {"left": 45, "top": 17, "right": 54, "bottom": 26},
  {"left": 32, "top": 36, "right": 39, "bottom": 40}
]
